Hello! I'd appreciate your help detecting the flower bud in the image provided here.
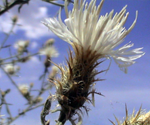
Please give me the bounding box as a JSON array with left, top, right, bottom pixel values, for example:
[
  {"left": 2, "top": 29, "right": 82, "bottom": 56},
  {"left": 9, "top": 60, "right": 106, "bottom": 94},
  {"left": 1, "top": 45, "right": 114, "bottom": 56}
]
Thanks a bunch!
[
  {"left": 0, "top": 91, "right": 5, "bottom": 97},
  {"left": 30, "top": 82, "right": 34, "bottom": 88},
  {"left": 39, "top": 46, "right": 59, "bottom": 58},
  {"left": 35, "top": 97, "right": 43, "bottom": 103},
  {"left": 49, "top": 65, "right": 59, "bottom": 80},
  {"left": 14, "top": 40, "right": 30, "bottom": 54},
  {"left": 12, "top": 15, "right": 18, "bottom": 24},
  {"left": 4, "top": 64, "right": 20, "bottom": 75},
  {"left": 44, "top": 39, "right": 55, "bottom": 47},
  {"left": 18, "top": 84, "right": 29, "bottom": 95}
]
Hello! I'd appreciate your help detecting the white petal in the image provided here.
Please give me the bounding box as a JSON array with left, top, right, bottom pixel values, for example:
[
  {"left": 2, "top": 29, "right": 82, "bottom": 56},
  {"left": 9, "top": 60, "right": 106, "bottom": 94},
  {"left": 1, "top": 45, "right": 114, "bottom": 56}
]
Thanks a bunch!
[{"left": 43, "top": 0, "right": 144, "bottom": 73}]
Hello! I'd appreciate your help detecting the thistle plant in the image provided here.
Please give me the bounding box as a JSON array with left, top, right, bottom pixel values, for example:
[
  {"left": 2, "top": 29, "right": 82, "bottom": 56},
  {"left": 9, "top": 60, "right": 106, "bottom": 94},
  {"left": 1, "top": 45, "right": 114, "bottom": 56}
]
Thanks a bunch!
[{"left": 42, "top": 0, "right": 145, "bottom": 124}]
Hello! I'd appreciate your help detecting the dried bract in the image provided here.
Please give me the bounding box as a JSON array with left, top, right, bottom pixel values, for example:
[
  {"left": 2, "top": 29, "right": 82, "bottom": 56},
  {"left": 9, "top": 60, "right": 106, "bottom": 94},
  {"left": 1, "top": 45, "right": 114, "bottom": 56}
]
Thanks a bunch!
[{"left": 111, "top": 106, "right": 150, "bottom": 125}]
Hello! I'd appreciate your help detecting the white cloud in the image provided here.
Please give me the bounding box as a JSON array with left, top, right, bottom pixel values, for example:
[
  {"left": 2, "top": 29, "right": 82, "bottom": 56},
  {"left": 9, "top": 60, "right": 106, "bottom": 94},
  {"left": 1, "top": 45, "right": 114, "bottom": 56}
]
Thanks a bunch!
[
  {"left": 30, "top": 56, "right": 40, "bottom": 64},
  {"left": 0, "top": 0, "right": 54, "bottom": 39},
  {"left": 30, "top": 41, "right": 38, "bottom": 49}
]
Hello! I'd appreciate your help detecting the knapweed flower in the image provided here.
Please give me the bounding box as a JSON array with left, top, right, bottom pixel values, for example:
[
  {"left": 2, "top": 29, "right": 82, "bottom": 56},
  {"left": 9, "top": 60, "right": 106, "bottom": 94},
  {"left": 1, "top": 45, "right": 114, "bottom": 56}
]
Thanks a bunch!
[
  {"left": 39, "top": 46, "right": 59, "bottom": 58},
  {"left": 39, "top": 46, "right": 59, "bottom": 70},
  {"left": 42, "top": 0, "right": 144, "bottom": 124},
  {"left": 14, "top": 40, "right": 29, "bottom": 54},
  {"left": 4, "top": 64, "right": 20, "bottom": 75},
  {"left": 14, "top": 40, "right": 29, "bottom": 49},
  {"left": 18, "top": 84, "right": 29, "bottom": 95},
  {"left": 43, "top": 0, "right": 144, "bottom": 73},
  {"left": 18, "top": 84, "right": 32, "bottom": 101}
]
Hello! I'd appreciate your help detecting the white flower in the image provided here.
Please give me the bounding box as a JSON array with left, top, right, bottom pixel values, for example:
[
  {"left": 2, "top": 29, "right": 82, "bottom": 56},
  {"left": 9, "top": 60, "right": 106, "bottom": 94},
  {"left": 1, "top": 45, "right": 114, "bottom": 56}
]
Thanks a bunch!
[
  {"left": 18, "top": 84, "right": 29, "bottom": 95},
  {"left": 42, "top": 0, "right": 144, "bottom": 73},
  {"left": 39, "top": 46, "right": 59, "bottom": 58},
  {"left": 14, "top": 40, "right": 29, "bottom": 54},
  {"left": 14, "top": 40, "right": 29, "bottom": 49},
  {"left": 4, "top": 64, "right": 20, "bottom": 75}
]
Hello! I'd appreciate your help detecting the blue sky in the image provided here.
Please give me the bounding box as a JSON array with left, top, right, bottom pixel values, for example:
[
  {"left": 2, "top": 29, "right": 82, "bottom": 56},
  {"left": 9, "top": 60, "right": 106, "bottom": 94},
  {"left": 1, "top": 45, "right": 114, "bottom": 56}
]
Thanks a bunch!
[{"left": 0, "top": 0, "right": 150, "bottom": 125}]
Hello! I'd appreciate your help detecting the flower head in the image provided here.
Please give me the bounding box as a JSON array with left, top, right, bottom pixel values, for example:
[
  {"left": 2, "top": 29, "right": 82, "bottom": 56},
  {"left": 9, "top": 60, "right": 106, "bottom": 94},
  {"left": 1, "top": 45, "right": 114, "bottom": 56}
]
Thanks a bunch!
[
  {"left": 43, "top": 0, "right": 144, "bottom": 73},
  {"left": 40, "top": 40, "right": 59, "bottom": 70},
  {"left": 39, "top": 46, "right": 59, "bottom": 58},
  {"left": 49, "top": 65, "right": 59, "bottom": 80},
  {"left": 42, "top": 0, "right": 145, "bottom": 124},
  {"left": 14, "top": 40, "right": 29, "bottom": 54},
  {"left": 4, "top": 64, "right": 20, "bottom": 75},
  {"left": 18, "top": 84, "right": 32, "bottom": 101},
  {"left": 12, "top": 15, "right": 18, "bottom": 23},
  {"left": 18, "top": 84, "right": 29, "bottom": 95},
  {"left": 14, "top": 40, "right": 29, "bottom": 48}
]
